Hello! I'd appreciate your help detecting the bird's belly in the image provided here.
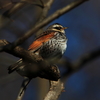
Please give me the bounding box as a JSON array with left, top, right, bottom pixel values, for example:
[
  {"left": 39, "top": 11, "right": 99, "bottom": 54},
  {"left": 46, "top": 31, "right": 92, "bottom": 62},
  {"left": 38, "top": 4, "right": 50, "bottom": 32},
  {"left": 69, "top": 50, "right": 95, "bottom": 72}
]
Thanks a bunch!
[{"left": 39, "top": 39, "right": 67, "bottom": 61}]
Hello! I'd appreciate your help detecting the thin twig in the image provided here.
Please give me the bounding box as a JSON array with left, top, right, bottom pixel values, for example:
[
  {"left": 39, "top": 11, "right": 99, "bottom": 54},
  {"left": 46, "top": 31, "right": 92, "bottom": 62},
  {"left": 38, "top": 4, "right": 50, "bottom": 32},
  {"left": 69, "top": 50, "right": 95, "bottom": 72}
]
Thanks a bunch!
[
  {"left": 14, "top": 1, "right": 44, "bottom": 8},
  {"left": 40, "top": 0, "right": 45, "bottom": 7},
  {"left": 16, "top": 77, "right": 31, "bottom": 100},
  {"left": 37, "top": 0, "right": 54, "bottom": 23},
  {"left": 35, "top": 0, "right": 54, "bottom": 36},
  {"left": 2, "top": 0, "right": 45, "bottom": 17},
  {"left": 3, "top": 0, "right": 27, "bottom": 17}
]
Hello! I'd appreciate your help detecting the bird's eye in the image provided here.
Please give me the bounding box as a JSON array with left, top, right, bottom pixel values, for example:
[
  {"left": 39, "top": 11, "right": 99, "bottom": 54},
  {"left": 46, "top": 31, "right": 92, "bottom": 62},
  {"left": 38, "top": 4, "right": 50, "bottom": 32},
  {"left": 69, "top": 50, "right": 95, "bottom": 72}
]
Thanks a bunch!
[{"left": 54, "top": 27, "right": 62, "bottom": 30}]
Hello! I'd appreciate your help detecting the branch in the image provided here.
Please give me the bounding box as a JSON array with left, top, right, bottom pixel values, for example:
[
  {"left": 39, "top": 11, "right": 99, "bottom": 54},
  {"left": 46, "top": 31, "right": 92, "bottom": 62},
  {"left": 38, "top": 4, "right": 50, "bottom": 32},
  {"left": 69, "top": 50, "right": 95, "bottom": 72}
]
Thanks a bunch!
[
  {"left": 0, "top": 2, "right": 12, "bottom": 9},
  {"left": 0, "top": 40, "right": 38, "bottom": 61},
  {"left": 2, "top": 0, "right": 53, "bottom": 17},
  {"left": 3, "top": 0, "right": 28, "bottom": 17},
  {"left": 0, "top": 0, "right": 88, "bottom": 52},
  {"left": 44, "top": 80, "right": 64, "bottom": 100},
  {"left": 37, "top": 0, "right": 54, "bottom": 22},
  {"left": 62, "top": 47, "right": 100, "bottom": 80},
  {"left": 74, "top": 48, "right": 100, "bottom": 68},
  {"left": 16, "top": 77, "right": 31, "bottom": 100},
  {"left": 0, "top": 39, "right": 60, "bottom": 81},
  {"left": 2, "top": 0, "right": 45, "bottom": 17},
  {"left": 32, "top": 0, "right": 54, "bottom": 36}
]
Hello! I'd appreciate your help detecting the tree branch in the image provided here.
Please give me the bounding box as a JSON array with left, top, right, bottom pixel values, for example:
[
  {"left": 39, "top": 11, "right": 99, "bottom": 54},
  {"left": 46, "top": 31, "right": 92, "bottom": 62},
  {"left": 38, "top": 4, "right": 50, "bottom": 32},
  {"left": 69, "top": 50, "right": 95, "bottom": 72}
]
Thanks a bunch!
[
  {"left": 2, "top": 0, "right": 45, "bottom": 17},
  {"left": 32, "top": 0, "right": 54, "bottom": 37},
  {"left": 2, "top": 0, "right": 53, "bottom": 17},
  {"left": 62, "top": 47, "right": 100, "bottom": 81},
  {"left": 0, "top": 2, "right": 12, "bottom": 10},
  {"left": 3, "top": 0, "right": 28, "bottom": 17},
  {"left": 16, "top": 77, "right": 31, "bottom": 100},
  {"left": 0, "top": 39, "right": 60, "bottom": 79},
  {"left": 44, "top": 80, "right": 64, "bottom": 100},
  {"left": 0, "top": 40, "right": 38, "bottom": 61}
]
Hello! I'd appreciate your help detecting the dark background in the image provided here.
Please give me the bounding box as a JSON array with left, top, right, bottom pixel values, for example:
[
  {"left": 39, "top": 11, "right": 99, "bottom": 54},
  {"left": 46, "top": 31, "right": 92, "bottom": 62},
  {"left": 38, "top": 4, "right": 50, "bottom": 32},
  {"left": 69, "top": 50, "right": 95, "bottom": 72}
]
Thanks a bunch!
[{"left": 0, "top": 0, "right": 100, "bottom": 100}]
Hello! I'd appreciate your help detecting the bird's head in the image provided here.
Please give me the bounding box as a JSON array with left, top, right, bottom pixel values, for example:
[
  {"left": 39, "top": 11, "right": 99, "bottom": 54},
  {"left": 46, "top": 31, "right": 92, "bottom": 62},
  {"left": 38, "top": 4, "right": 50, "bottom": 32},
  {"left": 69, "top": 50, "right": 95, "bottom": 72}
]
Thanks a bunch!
[{"left": 47, "top": 23, "right": 68, "bottom": 33}]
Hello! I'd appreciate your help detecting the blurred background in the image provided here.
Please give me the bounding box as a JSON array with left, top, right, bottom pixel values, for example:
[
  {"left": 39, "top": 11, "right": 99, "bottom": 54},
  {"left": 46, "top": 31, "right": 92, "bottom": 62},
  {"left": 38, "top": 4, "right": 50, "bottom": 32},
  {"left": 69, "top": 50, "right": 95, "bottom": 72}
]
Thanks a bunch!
[{"left": 0, "top": 0, "right": 100, "bottom": 100}]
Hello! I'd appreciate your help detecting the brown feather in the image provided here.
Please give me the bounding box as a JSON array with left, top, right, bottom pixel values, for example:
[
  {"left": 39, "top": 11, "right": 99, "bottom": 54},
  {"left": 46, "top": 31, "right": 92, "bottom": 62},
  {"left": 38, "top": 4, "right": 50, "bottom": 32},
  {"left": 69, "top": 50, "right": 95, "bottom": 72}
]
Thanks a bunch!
[{"left": 28, "top": 32, "right": 56, "bottom": 51}]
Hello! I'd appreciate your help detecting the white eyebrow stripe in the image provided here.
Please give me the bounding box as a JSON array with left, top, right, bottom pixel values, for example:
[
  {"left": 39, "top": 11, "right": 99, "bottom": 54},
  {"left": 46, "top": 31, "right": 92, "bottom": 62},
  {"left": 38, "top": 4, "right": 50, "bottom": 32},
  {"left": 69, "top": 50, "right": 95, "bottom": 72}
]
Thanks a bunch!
[{"left": 53, "top": 24, "right": 63, "bottom": 28}]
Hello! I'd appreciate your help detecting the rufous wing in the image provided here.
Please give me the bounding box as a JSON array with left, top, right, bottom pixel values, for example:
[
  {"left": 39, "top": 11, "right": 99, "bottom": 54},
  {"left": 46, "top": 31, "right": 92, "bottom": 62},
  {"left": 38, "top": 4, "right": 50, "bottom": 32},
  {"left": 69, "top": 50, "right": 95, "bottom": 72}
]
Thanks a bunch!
[{"left": 28, "top": 32, "right": 56, "bottom": 51}]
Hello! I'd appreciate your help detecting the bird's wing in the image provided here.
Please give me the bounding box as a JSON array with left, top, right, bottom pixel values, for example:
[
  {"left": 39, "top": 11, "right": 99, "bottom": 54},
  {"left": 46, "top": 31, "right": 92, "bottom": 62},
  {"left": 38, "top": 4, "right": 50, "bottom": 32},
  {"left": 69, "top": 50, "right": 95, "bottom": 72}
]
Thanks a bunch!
[{"left": 28, "top": 31, "right": 56, "bottom": 51}]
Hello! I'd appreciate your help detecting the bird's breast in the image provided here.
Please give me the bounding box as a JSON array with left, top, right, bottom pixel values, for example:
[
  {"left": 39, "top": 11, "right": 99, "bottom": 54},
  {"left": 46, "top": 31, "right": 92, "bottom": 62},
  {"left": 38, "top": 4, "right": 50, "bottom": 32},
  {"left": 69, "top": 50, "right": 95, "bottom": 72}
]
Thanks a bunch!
[{"left": 39, "top": 38, "right": 67, "bottom": 61}]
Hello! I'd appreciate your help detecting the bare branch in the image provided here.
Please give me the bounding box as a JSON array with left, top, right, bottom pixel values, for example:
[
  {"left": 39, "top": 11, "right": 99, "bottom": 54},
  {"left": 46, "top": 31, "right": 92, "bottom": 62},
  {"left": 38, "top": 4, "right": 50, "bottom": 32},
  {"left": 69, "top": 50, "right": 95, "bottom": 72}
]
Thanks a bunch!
[
  {"left": 3, "top": 0, "right": 27, "bottom": 17},
  {"left": 2, "top": 0, "right": 52, "bottom": 17},
  {"left": 16, "top": 77, "right": 31, "bottom": 100},
  {"left": 0, "top": 2, "right": 12, "bottom": 9},
  {"left": 0, "top": 39, "right": 38, "bottom": 61},
  {"left": 37, "top": 0, "right": 54, "bottom": 22},
  {"left": 34, "top": 0, "right": 54, "bottom": 36},
  {"left": 0, "top": 39, "right": 60, "bottom": 81},
  {"left": 44, "top": 80, "right": 64, "bottom": 100},
  {"left": 2, "top": 0, "right": 45, "bottom": 16},
  {"left": 74, "top": 48, "right": 100, "bottom": 68},
  {"left": 62, "top": 47, "right": 100, "bottom": 81}
]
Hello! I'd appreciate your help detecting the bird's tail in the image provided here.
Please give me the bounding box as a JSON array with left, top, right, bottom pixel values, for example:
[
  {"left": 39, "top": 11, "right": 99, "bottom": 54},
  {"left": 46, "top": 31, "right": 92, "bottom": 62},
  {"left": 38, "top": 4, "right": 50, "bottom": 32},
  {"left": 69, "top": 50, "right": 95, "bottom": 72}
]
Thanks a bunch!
[{"left": 8, "top": 59, "right": 22, "bottom": 74}]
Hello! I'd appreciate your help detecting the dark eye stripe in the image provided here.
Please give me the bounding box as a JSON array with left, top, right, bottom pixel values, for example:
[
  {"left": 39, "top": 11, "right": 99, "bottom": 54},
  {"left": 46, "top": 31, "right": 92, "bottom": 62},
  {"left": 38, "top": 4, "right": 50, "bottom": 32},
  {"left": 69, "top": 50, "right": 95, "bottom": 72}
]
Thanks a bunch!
[{"left": 54, "top": 27, "right": 62, "bottom": 30}]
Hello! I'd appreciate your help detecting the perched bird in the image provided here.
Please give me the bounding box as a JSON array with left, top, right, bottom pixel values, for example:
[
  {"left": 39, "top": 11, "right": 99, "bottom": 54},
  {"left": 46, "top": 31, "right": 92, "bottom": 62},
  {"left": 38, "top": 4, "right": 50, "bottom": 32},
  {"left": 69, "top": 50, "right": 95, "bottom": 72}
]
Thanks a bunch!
[{"left": 8, "top": 23, "right": 68, "bottom": 78}]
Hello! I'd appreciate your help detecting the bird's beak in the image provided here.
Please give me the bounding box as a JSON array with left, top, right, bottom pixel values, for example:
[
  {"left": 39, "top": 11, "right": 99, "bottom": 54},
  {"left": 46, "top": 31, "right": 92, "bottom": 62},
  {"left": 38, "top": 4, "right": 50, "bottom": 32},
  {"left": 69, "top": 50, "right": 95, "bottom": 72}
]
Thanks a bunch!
[{"left": 62, "top": 27, "right": 68, "bottom": 30}]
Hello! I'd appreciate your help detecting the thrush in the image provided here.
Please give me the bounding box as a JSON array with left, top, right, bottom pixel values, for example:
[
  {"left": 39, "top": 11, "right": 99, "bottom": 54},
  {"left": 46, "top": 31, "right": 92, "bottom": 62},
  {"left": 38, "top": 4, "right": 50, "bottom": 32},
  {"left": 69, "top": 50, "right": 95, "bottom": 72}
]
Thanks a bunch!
[{"left": 8, "top": 23, "right": 68, "bottom": 78}]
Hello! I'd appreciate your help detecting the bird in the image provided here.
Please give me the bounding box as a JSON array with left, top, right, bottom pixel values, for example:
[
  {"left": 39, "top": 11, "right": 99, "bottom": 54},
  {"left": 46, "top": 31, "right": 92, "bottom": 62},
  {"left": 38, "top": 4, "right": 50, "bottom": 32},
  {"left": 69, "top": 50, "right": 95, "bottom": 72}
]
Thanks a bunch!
[{"left": 8, "top": 23, "right": 68, "bottom": 78}]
